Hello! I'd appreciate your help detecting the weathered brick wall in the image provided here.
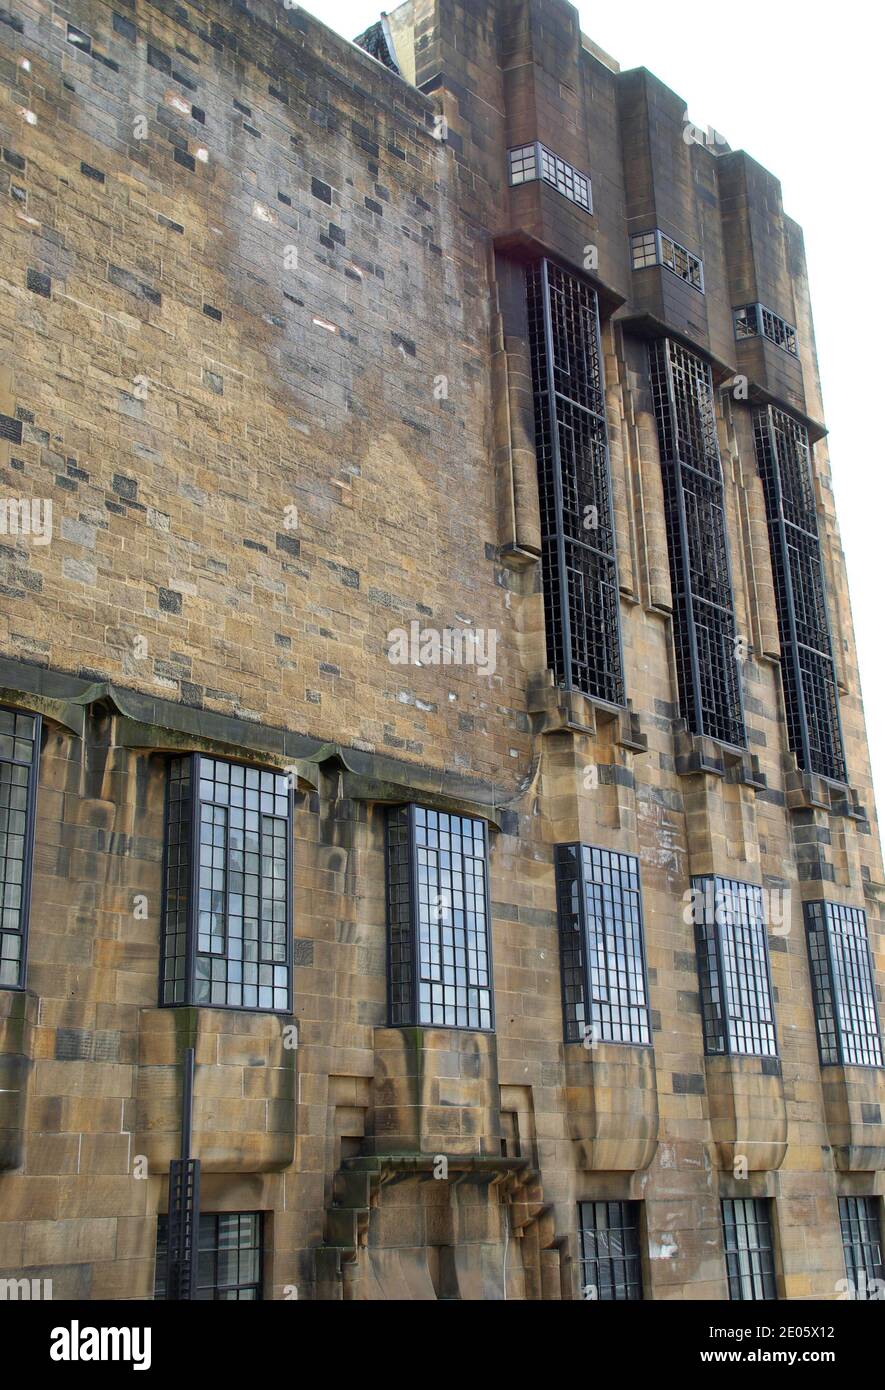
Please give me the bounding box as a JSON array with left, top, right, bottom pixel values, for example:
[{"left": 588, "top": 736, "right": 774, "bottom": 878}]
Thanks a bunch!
[
  {"left": 0, "top": 0, "right": 882, "bottom": 1303},
  {"left": 0, "top": 0, "right": 531, "bottom": 787}
]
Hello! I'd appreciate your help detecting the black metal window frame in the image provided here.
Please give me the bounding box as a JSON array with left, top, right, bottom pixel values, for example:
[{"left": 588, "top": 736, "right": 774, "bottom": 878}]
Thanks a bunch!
[
  {"left": 722, "top": 1197, "right": 778, "bottom": 1301},
  {"left": 692, "top": 876, "right": 778, "bottom": 1058},
  {"left": 805, "top": 901, "right": 883, "bottom": 1068},
  {"left": 0, "top": 705, "right": 41, "bottom": 992},
  {"left": 630, "top": 229, "right": 704, "bottom": 292},
  {"left": 648, "top": 338, "right": 746, "bottom": 747},
  {"left": 159, "top": 753, "right": 294, "bottom": 1014},
  {"left": 839, "top": 1197, "right": 884, "bottom": 1299},
  {"left": 386, "top": 803, "right": 494, "bottom": 1031},
  {"left": 508, "top": 141, "right": 592, "bottom": 213},
  {"left": 753, "top": 405, "right": 846, "bottom": 783},
  {"left": 156, "top": 1210, "right": 264, "bottom": 1300},
  {"left": 733, "top": 302, "right": 798, "bottom": 357},
  {"left": 578, "top": 1200, "right": 643, "bottom": 1301},
  {"left": 556, "top": 843, "right": 651, "bottom": 1047},
  {"left": 526, "top": 257, "right": 625, "bottom": 705}
]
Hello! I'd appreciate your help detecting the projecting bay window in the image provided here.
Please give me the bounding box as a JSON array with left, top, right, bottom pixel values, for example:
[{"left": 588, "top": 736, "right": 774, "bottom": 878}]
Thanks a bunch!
[
  {"left": 753, "top": 406, "right": 846, "bottom": 782},
  {"left": 508, "top": 142, "right": 592, "bottom": 212},
  {"left": 839, "top": 1198, "right": 884, "bottom": 1299},
  {"left": 722, "top": 1198, "right": 778, "bottom": 1300},
  {"left": 805, "top": 902, "right": 883, "bottom": 1068},
  {"left": 386, "top": 805, "right": 493, "bottom": 1030},
  {"left": 691, "top": 877, "right": 778, "bottom": 1058},
  {"left": 160, "top": 755, "right": 293, "bottom": 1012},
  {"left": 525, "top": 259, "right": 625, "bottom": 705},
  {"left": 578, "top": 1201, "right": 643, "bottom": 1301},
  {"left": 631, "top": 230, "right": 704, "bottom": 291},
  {"left": 556, "top": 844, "right": 651, "bottom": 1046},
  {"left": 648, "top": 338, "right": 746, "bottom": 747},
  {"left": 733, "top": 302, "right": 798, "bottom": 357},
  {"left": 0, "top": 706, "right": 40, "bottom": 990}
]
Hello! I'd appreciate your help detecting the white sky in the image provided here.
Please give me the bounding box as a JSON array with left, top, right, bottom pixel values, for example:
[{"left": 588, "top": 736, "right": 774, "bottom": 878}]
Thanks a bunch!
[{"left": 305, "top": 0, "right": 885, "bottom": 810}]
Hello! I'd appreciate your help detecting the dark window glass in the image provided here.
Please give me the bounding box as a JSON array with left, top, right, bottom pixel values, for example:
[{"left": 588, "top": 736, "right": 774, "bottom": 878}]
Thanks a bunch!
[
  {"left": 160, "top": 755, "right": 292, "bottom": 1011},
  {"left": 526, "top": 259, "right": 624, "bottom": 704},
  {"left": 692, "top": 877, "right": 777, "bottom": 1058},
  {"left": 0, "top": 707, "right": 40, "bottom": 990},
  {"left": 722, "top": 1198, "right": 778, "bottom": 1300},
  {"left": 733, "top": 303, "right": 797, "bottom": 355},
  {"left": 839, "top": 1197, "right": 884, "bottom": 1299},
  {"left": 156, "top": 1212, "right": 263, "bottom": 1300},
  {"left": 805, "top": 902, "right": 882, "bottom": 1067},
  {"left": 753, "top": 406, "right": 845, "bottom": 782},
  {"left": 578, "top": 1200, "right": 643, "bottom": 1300},
  {"left": 386, "top": 805, "right": 492, "bottom": 1030},
  {"left": 556, "top": 844, "right": 650, "bottom": 1045},
  {"left": 648, "top": 339, "right": 745, "bottom": 746}
]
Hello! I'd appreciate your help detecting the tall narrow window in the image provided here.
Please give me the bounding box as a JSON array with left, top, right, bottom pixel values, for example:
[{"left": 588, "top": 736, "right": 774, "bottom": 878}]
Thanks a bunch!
[
  {"left": 526, "top": 259, "right": 624, "bottom": 704},
  {"left": 839, "top": 1198, "right": 884, "bottom": 1300},
  {"left": 386, "top": 805, "right": 492, "bottom": 1030},
  {"left": 160, "top": 756, "right": 292, "bottom": 1012},
  {"left": 156, "top": 1212, "right": 263, "bottom": 1300},
  {"left": 556, "top": 844, "right": 650, "bottom": 1045},
  {"left": 648, "top": 339, "right": 745, "bottom": 747},
  {"left": 578, "top": 1201, "right": 643, "bottom": 1301},
  {"left": 753, "top": 407, "right": 846, "bottom": 781},
  {"left": 0, "top": 706, "right": 40, "bottom": 990},
  {"left": 691, "top": 877, "right": 777, "bottom": 1058},
  {"left": 721, "top": 1198, "right": 777, "bottom": 1300},
  {"left": 805, "top": 902, "right": 882, "bottom": 1067}
]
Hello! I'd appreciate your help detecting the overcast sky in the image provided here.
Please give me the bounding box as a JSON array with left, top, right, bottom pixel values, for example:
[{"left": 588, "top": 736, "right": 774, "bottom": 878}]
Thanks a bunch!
[{"left": 306, "top": 0, "right": 885, "bottom": 810}]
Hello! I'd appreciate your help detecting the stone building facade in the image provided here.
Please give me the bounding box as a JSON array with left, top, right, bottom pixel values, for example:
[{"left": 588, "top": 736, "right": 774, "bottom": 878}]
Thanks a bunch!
[{"left": 0, "top": 0, "right": 882, "bottom": 1301}]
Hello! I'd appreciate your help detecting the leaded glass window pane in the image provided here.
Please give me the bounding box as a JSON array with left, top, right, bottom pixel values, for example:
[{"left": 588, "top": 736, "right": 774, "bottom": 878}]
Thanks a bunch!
[
  {"left": 692, "top": 877, "right": 777, "bottom": 1058},
  {"left": 578, "top": 1200, "right": 643, "bottom": 1301},
  {"left": 386, "top": 805, "right": 492, "bottom": 1030},
  {"left": 0, "top": 706, "right": 40, "bottom": 990},
  {"left": 161, "top": 755, "right": 292, "bottom": 1011},
  {"left": 556, "top": 844, "right": 650, "bottom": 1046},
  {"left": 156, "top": 1212, "right": 263, "bottom": 1300},
  {"left": 722, "top": 1198, "right": 777, "bottom": 1300},
  {"left": 805, "top": 902, "right": 882, "bottom": 1067},
  {"left": 839, "top": 1197, "right": 884, "bottom": 1299}
]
